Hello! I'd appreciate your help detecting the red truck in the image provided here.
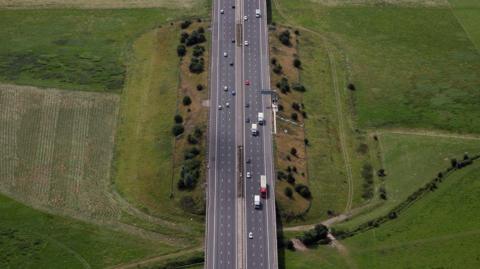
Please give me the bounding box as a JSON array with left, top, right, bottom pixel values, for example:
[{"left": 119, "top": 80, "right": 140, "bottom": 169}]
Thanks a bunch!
[{"left": 260, "top": 175, "right": 267, "bottom": 198}]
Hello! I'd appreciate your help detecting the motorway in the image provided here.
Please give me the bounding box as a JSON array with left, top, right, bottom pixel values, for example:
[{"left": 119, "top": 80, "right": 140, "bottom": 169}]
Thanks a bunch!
[{"left": 206, "top": 0, "right": 277, "bottom": 268}]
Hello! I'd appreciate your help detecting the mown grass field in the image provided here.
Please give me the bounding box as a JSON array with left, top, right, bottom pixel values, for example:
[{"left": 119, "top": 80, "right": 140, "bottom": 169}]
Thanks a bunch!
[
  {"left": 0, "top": 85, "right": 120, "bottom": 220},
  {"left": 0, "top": 7, "right": 207, "bottom": 92},
  {"left": 0, "top": 193, "right": 176, "bottom": 269},
  {"left": 283, "top": 162, "right": 480, "bottom": 269}
]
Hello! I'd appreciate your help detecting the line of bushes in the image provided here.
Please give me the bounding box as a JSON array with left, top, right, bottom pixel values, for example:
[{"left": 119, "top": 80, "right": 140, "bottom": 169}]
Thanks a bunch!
[
  {"left": 142, "top": 251, "right": 204, "bottom": 269},
  {"left": 333, "top": 153, "right": 480, "bottom": 240}
]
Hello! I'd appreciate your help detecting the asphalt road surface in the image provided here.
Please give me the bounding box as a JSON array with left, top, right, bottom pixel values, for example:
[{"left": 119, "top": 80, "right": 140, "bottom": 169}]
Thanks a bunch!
[
  {"left": 205, "top": 0, "right": 238, "bottom": 267},
  {"left": 241, "top": 0, "right": 278, "bottom": 268},
  {"left": 206, "top": 0, "right": 277, "bottom": 268}
]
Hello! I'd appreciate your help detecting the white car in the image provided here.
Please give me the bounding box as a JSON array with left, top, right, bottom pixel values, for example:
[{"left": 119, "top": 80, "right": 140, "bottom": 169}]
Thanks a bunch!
[
  {"left": 244, "top": 40, "right": 249, "bottom": 46},
  {"left": 248, "top": 232, "right": 253, "bottom": 239},
  {"left": 226, "top": 102, "right": 230, "bottom": 107},
  {"left": 243, "top": 15, "right": 248, "bottom": 21},
  {"left": 246, "top": 172, "right": 251, "bottom": 178},
  {"left": 223, "top": 52, "right": 228, "bottom": 57},
  {"left": 218, "top": 105, "right": 222, "bottom": 110},
  {"left": 224, "top": 85, "right": 228, "bottom": 91},
  {"left": 220, "top": 9, "right": 224, "bottom": 14}
]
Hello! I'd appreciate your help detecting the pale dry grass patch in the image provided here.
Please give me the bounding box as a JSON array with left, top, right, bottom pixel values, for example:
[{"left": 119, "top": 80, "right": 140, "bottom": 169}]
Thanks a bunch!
[
  {"left": 307, "top": 0, "right": 448, "bottom": 7},
  {"left": 0, "top": 0, "right": 201, "bottom": 9}
]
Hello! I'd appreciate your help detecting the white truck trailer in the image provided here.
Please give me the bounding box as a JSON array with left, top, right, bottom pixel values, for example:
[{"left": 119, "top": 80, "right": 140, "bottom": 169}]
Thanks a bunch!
[{"left": 254, "top": 195, "right": 261, "bottom": 209}]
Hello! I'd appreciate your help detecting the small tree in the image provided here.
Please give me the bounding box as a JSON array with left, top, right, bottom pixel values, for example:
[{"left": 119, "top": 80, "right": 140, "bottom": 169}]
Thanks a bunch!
[
  {"left": 292, "top": 82, "right": 306, "bottom": 92},
  {"left": 174, "top": 114, "right": 183, "bottom": 124},
  {"left": 197, "top": 26, "right": 205, "bottom": 33},
  {"left": 187, "top": 134, "right": 198, "bottom": 144},
  {"left": 193, "top": 45, "right": 205, "bottom": 57},
  {"left": 183, "top": 96, "right": 192, "bottom": 106},
  {"left": 291, "top": 102, "right": 300, "bottom": 111},
  {"left": 194, "top": 126, "right": 203, "bottom": 138},
  {"left": 276, "top": 77, "right": 290, "bottom": 94},
  {"left": 304, "top": 138, "right": 309, "bottom": 146},
  {"left": 291, "top": 112, "right": 298, "bottom": 121},
  {"left": 287, "top": 173, "right": 296, "bottom": 185},
  {"left": 196, "top": 84, "right": 204, "bottom": 91},
  {"left": 273, "top": 64, "right": 283, "bottom": 74},
  {"left": 180, "top": 20, "right": 192, "bottom": 29},
  {"left": 189, "top": 57, "right": 204, "bottom": 73},
  {"left": 177, "top": 45, "right": 186, "bottom": 57},
  {"left": 295, "top": 184, "right": 311, "bottom": 199},
  {"left": 347, "top": 83, "right": 356, "bottom": 91},
  {"left": 271, "top": 57, "right": 277, "bottom": 65},
  {"left": 284, "top": 187, "right": 293, "bottom": 198},
  {"left": 293, "top": 58, "right": 302, "bottom": 68},
  {"left": 172, "top": 124, "right": 185, "bottom": 136},
  {"left": 278, "top": 30, "right": 291, "bottom": 46},
  {"left": 290, "top": 147, "right": 297, "bottom": 156},
  {"left": 451, "top": 158, "right": 458, "bottom": 168},
  {"left": 180, "top": 32, "right": 189, "bottom": 43}
]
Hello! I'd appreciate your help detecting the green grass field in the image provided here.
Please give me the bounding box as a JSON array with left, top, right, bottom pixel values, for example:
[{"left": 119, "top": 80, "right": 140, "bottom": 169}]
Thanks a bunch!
[
  {"left": 0, "top": 7, "right": 207, "bottom": 92},
  {"left": 283, "top": 162, "right": 480, "bottom": 269},
  {"left": 336, "top": 132, "right": 480, "bottom": 230},
  {"left": 0, "top": 193, "right": 176, "bottom": 269},
  {"left": 273, "top": 0, "right": 480, "bottom": 134}
]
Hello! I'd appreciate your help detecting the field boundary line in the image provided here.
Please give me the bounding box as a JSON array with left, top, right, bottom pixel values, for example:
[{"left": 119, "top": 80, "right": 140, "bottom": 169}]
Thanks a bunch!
[
  {"left": 272, "top": 0, "right": 354, "bottom": 213},
  {"left": 41, "top": 233, "right": 92, "bottom": 269},
  {"left": 109, "top": 245, "right": 203, "bottom": 269},
  {"left": 446, "top": 0, "right": 480, "bottom": 53},
  {"left": 375, "top": 128, "right": 480, "bottom": 141}
]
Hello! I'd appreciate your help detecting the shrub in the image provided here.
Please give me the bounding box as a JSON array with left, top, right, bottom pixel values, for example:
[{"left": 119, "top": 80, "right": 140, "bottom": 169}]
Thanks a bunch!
[
  {"left": 295, "top": 184, "right": 311, "bottom": 199},
  {"left": 290, "top": 147, "right": 297, "bottom": 156},
  {"left": 285, "top": 240, "right": 295, "bottom": 250},
  {"left": 287, "top": 173, "right": 295, "bottom": 185},
  {"left": 194, "top": 126, "right": 203, "bottom": 138},
  {"left": 278, "top": 104, "right": 284, "bottom": 111},
  {"left": 177, "top": 45, "right": 186, "bottom": 57},
  {"left": 186, "top": 31, "right": 206, "bottom": 46},
  {"left": 284, "top": 187, "right": 293, "bottom": 198},
  {"left": 172, "top": 124, "right": 185, "bottom": 136},
  {"left": 196, "top": 84, "right": 204, "bottom": 91},
  {"left": 451, "top": 158, "right": 458, "bottom": 168},
  {"left": 271, "top": 57, "right": 277, "bottom": 65},
  {"left": 174, "top": 114, "right": 183, "bottom": 124},
  {"left": 302, "top": 111, "right": 307, "bottom": 118},
  {"left": 277, "top": 170, "right": 287, "bottom": 180},
  {"left": 279, "top": 30, "right": 291, "bottom": 46},
  {"left": 180, "top": 20, "right": 192, "bottom": 29},
  {"left": 291, "top": 102, "right": 300, "bottom": 111},
  {"left": 187, "top": 134, "right": 198, "bottom": 144},
  {"left": 183, "top": 96, "right": 192, "bottom": 106},
  {"left": 189, "top": 57, "right": 204, "bottom": 73},
  {"left": 184, "top": 147, "right": 200, "bottom": 160},
  {"left": 293, "top": 58, "right": 302, "bottom": 68},
  {"left": 198, "top": 26, "right": 205, "bottom": 33},
  {"left": 192, "top": 45, "right": 205, "bottom": 57},
  {"left": 291, "top": 113, "right": 298, "bottom": 121},
  {"left": 273, "top": 64, "right": 282, "bottom": 74},
  {"left": 180, "top": 32, "right": 189, "bottom": 43},
  {"left": 276, "top": 77, "right": 290, "bottom": 93},
  {"left": 347, "top": 83, "right": 356, "bottom": 91},
  {"left": 304, "top": 138, "right": 309, "bottom": 146},
  {"left": 379, "top": 186, "right": 387, "bottom": 200},
  {"left": 292, "top": 82, "right": 306, "bottom": 92}
]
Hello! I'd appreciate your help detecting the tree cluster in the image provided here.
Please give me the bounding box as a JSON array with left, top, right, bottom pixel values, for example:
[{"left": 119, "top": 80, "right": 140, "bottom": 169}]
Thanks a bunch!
[
  {"left": 298, "top": 224, "right": 330, "bottom": 246},
  {"left": 177, "top": 148, "right": 202, "bottom": 190}
]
